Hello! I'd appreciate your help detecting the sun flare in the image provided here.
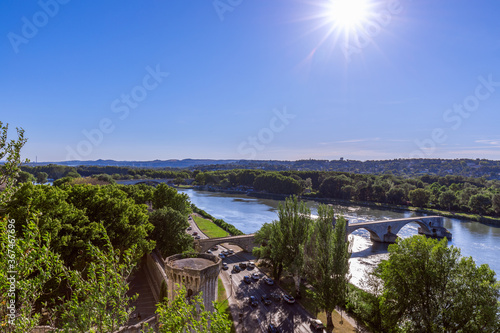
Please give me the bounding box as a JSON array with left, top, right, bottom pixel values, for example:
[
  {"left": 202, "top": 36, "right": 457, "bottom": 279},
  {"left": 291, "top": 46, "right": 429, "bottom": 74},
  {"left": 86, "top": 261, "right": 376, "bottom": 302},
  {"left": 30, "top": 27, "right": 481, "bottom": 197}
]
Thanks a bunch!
[{"left": 326, "top": 0, "right": 372, "bottom": 32}]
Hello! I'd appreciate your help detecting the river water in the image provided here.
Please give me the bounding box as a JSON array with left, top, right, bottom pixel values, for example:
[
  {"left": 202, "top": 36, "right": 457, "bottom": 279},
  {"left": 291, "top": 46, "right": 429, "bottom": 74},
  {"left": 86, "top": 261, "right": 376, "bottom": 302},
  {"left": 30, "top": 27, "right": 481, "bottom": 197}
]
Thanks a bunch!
[{"left": 176, "top": 188, "right": 500, "bottom": 288}]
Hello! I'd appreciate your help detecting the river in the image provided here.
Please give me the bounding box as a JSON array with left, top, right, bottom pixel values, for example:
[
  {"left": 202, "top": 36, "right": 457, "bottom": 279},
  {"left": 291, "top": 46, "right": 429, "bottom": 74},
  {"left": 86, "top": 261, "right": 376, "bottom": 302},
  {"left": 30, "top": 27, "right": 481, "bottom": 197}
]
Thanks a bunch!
[{"left": 176, "top": 188, "right": 500, "bottom": 288}]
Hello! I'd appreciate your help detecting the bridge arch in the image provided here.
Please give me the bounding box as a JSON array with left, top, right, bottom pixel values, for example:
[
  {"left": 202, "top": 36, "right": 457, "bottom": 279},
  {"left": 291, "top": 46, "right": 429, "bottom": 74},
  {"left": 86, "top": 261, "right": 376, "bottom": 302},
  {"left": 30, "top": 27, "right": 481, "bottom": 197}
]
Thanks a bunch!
[
  {"left": 347, "top": 225, "right": 382, "bottom": 242},
  {"left": 390, "top": 219, "right": 432, "bottom": 236}
]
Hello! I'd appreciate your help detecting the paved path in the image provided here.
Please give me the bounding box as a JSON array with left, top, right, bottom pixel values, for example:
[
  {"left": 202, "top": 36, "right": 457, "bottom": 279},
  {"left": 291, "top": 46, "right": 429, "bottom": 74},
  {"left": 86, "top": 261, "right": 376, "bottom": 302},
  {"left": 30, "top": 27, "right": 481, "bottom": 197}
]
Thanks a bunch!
[{"left": 126, "top": 262, "right": 157, "bottom": 326}]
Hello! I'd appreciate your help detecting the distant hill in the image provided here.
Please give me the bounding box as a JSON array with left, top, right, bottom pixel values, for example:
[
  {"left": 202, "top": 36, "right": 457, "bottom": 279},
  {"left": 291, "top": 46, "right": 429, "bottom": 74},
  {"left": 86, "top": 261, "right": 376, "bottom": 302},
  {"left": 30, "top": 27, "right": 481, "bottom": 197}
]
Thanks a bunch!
[
  {"left": 25, "top": 159, "right": 241, "bottom": 169},
  {"left": 23, "top": 158, "right": 500, "bottom": 179}
]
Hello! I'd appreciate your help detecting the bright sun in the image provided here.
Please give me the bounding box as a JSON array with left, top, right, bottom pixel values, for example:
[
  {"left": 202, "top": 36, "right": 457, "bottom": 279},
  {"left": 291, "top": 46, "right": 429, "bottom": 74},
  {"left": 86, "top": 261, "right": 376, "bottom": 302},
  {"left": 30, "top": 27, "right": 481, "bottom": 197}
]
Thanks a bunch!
[{"left": 326, "top": 0, "right": 372, "bottom": 32}]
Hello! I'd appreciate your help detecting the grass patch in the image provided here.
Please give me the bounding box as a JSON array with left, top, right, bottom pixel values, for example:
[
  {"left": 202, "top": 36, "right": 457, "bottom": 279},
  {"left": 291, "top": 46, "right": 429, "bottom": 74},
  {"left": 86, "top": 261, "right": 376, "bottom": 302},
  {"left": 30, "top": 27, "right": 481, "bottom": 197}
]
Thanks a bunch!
[
  {"left": 215, "top": 277, "right": 236, "bottom": 333},
  {"left": 192, "top": 215, "right": 229, "bottom": 238}
]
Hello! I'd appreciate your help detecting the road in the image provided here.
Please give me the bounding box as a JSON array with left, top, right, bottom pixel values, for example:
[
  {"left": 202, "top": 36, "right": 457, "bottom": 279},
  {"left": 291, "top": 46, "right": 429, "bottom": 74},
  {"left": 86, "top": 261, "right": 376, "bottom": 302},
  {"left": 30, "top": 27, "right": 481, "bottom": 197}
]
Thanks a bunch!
[{"left": 187, "top": 215, "right": 322, "bottom": 333}]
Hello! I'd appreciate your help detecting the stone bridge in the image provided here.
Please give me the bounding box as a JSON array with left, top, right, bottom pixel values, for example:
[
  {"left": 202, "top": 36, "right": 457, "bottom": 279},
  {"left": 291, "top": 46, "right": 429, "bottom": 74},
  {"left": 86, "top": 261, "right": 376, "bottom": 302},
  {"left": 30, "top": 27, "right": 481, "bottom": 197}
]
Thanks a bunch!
[
  {"left": 346, "top": 215, "right": 452, "bottom": 243},
  {"left": 194, "top": 234, "right": 257, "bottom": 253}
]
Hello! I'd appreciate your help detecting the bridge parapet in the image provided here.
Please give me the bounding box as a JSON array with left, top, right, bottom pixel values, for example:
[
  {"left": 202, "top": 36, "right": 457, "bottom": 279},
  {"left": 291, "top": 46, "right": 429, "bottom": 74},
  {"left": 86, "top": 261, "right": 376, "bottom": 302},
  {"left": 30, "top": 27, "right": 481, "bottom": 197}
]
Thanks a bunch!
[
  {"left": 346, "top": 216, "right": 451, "bottom": 244},
  {"left": 194, "top": 234, "right": 256, "bottom": 253}
]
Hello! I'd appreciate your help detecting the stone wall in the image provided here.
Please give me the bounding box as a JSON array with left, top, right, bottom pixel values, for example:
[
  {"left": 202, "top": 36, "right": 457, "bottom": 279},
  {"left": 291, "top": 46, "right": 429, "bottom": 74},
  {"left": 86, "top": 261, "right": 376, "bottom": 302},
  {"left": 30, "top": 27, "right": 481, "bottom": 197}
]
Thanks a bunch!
[
  {"left": 144, "top": 250, "right": 168, "bottom": 302},
  {"left": 165, "top": 253, "right": 221, "bottom": 311}
]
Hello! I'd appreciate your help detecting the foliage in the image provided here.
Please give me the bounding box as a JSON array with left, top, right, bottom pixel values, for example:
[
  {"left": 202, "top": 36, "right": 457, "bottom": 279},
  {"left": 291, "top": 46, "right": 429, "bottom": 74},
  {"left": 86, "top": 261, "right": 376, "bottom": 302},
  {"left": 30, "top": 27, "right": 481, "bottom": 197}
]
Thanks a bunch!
[
  {"left": 0, "top": 122, "right": 28, "bottom": 204},
  {"left": 192, "top": 168, "right": 500, "bottom": 217},
  {"left": 468, "top": 193, "right": 492, "bottom": 215},
  {"left": 253, "top": 172, "right": 302, "bottom": 195},
  {"left": 376, "top": 236, "right": 500, "bottom": 332},
  {"left": 149, "top": 285, "right": 231, "bottom": 333},
  {"left": 253, "top": 196, "right": 311, "bottom": 285},
  {"left": 152, "top": 183, "right": 191, "bottom": 215},
  {"left": 15, "top": 170, "right": 34, "bottom": 184},
  {"left": 438, "top": 190, "right": 457, "bottom": 211},
  {"left": 3, "top": 183, "right": 154, "bottom": 269},
  {"left": 304, "top": 205, "right": 351, "bottom": 328},
  {"left": 0, "top": 214, "right": 138, "bottom": 332},
  {"left": 22, "top": 164, "right": 190, "bottom": 181},
  {"left": 118, "top": 183, "right": 154, "bottom": 205},
  {"left": 149, "top": 208, "right": 193, "bottom": 257},
  {"left": 92, "top": 173, "right": 115, "bottom": 184},
  {"left": 0, "top": 215, "right": 65, "bottom": 332},
  {"left": 408, "top": 188, "right": 430, "bottom": 207},
  {"left": 58, "top": 226, "right": 137, "bottom": 333},
  {"left": 35, "top": 171, "right": 48, "bottom": 184},
  {"left": 65, "top": 184, "right": 155, "bottom": 261}
]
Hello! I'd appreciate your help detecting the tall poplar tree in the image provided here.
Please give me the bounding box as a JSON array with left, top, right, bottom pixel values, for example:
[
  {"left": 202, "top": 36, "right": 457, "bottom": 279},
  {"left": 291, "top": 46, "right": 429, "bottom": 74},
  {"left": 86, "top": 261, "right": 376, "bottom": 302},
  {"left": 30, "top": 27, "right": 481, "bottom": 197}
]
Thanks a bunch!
[{"left": 304, "top": 204, "right": 351, "bottom": 328}]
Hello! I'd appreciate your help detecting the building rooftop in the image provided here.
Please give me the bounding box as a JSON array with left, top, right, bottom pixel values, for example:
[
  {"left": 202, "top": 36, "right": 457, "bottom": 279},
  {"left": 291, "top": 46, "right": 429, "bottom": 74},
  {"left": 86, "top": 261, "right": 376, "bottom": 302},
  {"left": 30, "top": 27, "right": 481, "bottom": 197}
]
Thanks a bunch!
[{"left": 172, "top": 257, "right": 216, "bottom": 270}]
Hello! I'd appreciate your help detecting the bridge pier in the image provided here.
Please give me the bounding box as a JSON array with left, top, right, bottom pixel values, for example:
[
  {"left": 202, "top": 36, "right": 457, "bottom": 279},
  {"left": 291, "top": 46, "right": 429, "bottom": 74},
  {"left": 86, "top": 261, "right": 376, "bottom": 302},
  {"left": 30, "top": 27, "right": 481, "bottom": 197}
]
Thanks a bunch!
[{"left": 418, "top": 226, "right": 452, "bottom": 240}]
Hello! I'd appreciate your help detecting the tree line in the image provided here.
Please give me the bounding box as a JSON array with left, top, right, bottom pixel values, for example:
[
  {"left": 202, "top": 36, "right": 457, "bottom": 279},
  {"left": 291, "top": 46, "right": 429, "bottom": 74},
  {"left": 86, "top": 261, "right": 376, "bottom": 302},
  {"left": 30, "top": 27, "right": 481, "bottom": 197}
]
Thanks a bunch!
[
  {"left": 192, "top": 169, "right": 500, "bottom": 217},
  {"left": 19, "top": 164, "right": 190, "bottom": 182},
  {"left": 17, "top": 164, "right": 500, "bottom": 218}
]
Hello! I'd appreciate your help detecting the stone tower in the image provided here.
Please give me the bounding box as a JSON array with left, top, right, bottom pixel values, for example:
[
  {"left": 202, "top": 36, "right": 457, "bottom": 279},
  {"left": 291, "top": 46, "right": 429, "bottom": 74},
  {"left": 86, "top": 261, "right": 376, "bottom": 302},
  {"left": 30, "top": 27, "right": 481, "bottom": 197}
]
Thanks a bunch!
[{"left": 164, "top": 253, "right": 221, "bottom": 311}]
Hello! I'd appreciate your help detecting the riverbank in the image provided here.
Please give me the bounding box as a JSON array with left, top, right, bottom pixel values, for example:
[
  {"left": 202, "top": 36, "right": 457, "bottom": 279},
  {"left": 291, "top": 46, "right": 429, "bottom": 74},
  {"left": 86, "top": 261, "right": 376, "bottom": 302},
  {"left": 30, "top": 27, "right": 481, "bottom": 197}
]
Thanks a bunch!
[{"left": 201, "top": 188, "right": 500, "bottom": 227}]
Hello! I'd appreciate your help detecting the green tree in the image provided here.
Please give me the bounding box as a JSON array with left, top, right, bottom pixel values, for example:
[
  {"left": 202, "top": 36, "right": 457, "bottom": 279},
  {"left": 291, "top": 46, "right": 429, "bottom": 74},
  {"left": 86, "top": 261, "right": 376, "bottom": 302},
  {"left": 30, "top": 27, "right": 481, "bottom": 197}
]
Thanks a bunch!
[
  {"left": 492, "top": 193, "right": 500, "bottom": 215},
  {"left": 468, "top": 193, "right": 492, "bottom": 215},
  {"left": 35, "top": 171, "right": 48, "bottom": 184},
  {"left": 3, "top": 182, "right": 100, "bottom": 268},
  {"left": 194, "top": 172, "right": 206, "bottom": 185},
  {"left": 58, "top": 227, "right": 137, "bottom": 333},
  {"left": 150, "top": 285, "right": 231, "bottom": 333},
  {"left": 408, "top": 188, "right": 430, "bottom": 207},
  {"left": 252, "top": 196, "right": 311, "bottom": 288},
  {"left": 304, "top": 205, "right": 351, "bottom": 329},
  {"left": 372, "top": 184, "right": 387, "bottom": 203},
  {"left": 376, "top": 236, "right": 500, "bottom": 332},
  {"left": 319, "top": 175, "right": 352, "bottom": 198},
  {"left": 438, "top": 190, "right": 457, "bottom": 211},
  {"left": 0, "top": 122, "right": 28, "bottom": 204},
  {"left": 386, "top": 187, "right": 406, "bottom": 205},
  {"left": 0, "top": 215, "right": 65, "bottom": 332},
  {"left": 152, "top": 183, "right": 191, "bottom": 215},
  {"left": 174, "top": 176, "right": 184, "bottom": 185},
  {"left": 93, "top": 173, "right": 115, "bottom": 184},
  {"left": 53, "top": 176, "right": 74, "bottom": 187},
  {"left": 149, "top": 208, "right": 193, "bottom": 257},
  {"left": 66, "top": 185, "right": 155, "bottom": 261},
  {"left": 15, "top": 170, "right": 34, "bottom": 183},
  {"left": 66, "top": 170, "right": 81, "bottom": 178},
  {"left": 253, "top": 173, "right": 302, "bottom": 195}
]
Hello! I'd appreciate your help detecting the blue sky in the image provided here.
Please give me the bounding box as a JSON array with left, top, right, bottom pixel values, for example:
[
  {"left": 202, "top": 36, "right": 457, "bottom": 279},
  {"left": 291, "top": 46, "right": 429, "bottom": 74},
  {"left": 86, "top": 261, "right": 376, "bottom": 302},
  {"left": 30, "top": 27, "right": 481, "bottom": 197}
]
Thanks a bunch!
[{"left": 1, "top": 0, "right": 500, "bottom": 162}]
